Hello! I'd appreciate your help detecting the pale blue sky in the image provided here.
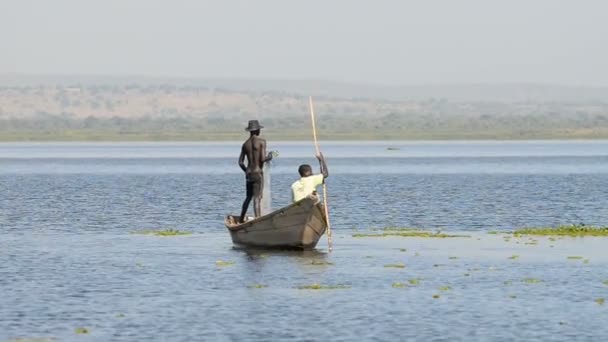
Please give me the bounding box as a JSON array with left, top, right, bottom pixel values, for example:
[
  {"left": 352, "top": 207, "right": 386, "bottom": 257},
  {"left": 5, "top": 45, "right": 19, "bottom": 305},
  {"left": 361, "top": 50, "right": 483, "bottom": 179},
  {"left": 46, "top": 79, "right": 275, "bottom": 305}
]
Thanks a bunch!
[{"left": 1, "top": 0, "right": 606, "bottom": 85}]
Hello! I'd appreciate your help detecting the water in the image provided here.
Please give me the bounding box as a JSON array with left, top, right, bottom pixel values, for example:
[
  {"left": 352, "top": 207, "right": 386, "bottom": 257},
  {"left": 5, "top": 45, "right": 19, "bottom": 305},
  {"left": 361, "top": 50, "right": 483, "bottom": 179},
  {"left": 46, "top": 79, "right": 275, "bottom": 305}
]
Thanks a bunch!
[{"left": 1, "top": 141, "right": 608, "bottom": 341}]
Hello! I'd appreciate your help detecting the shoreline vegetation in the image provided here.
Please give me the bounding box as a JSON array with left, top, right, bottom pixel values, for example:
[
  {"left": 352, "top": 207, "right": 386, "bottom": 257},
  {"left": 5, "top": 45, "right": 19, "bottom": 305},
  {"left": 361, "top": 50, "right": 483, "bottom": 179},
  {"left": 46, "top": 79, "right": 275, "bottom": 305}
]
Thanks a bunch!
[
  {"left": 4, "top": 130, "right": 608, "bottom": 142},
  {"left": 2, "top": 80, "right": 608, "bottom": 141}
]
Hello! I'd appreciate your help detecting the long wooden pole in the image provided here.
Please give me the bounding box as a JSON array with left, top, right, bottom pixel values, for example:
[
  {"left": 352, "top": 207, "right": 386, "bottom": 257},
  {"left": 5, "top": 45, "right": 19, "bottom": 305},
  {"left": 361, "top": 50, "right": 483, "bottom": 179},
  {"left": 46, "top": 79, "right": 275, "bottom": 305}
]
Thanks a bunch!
[{"left": 309, "top": 96, "right": 333, "bottom": 251}]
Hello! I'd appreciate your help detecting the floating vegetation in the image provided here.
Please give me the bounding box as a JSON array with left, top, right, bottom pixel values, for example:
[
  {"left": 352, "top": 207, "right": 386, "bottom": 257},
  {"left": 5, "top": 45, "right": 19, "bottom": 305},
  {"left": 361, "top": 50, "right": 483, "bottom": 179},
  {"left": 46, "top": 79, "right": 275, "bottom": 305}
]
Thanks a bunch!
[
  {"left": 384, "top": 263, "right": 406, "bottom": 269},
  {"left": 522, "top": 278, "right": 542, "bottom": 284},
  {"left": 487, "top": 231, "right": 501, "bottom": 235},
  {"left": 115, "top": 313, "right": 125, "bottom": 318},
  {"left": 409, "top": 278, "right": 421, "bottom": 286},
  {"left": 399, "top": 248, "right": 407, "bottom": 252},
  {"left": 510, "top": 295, "right": 517, "bottom": 299},
  {"left": 131, "top": 228, "right": 191, "bottom": 236},
  {"left": 603, "top": 280, "right": 608, "bottom": 286},
  {"left": 583, "top": 259, "right": 590, "bottom": 264},
  {"left": 297, "top": 283, "right": 351, "bottom": 290},
  {"left": 595, "top": 298, "right": 605, "bottom": 305},
  {"left": 439, "top": 286, "right": 452, "bottom": 291},
  {"left": 463, "top": 273, "right": 470, "bottom": 277},
  {"left": 392, "top": 282, "right": 407, "bottom": 288},
  {"left": 508, "top": 255, "right": 520, "bottom": 260},
  {"left": 215, "top": 260, "right": 235, "bottom": 267},
  {"left": 504, "top": 281, "right": 513, "bottom": 285},
  {"left": 353, "top": 227, "right": 469, "bottom": 238},
  {"left": 386, "top": 147, "right": 400, "bottom": 151},
  {"left": 567, "top": 256, "right": 584, "bottom": 260},
  {"left": 74, "top": 328, "right": 89, "bottom": 334},
  {"left": 432, "top": 294, "right": 441, "bottom": 299},
  {"left": 513, "top": 225, "right": 608, "bottom": 237},
  {"left": 248, "top": 284, "right": 268, "bottom": 289},
  {"left": 310, "top": 260, "right": 334, "bottom": 266},
  {"left": 449, "top": 256, "right": 459, "bottom": 260}
]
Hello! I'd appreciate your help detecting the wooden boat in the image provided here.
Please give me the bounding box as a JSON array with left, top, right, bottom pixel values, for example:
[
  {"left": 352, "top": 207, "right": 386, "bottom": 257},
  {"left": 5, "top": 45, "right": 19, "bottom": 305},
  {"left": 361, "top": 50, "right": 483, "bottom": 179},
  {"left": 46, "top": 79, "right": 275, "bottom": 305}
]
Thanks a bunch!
[{"left": 225, "top": 194, "right": 327, "bottom": 250}]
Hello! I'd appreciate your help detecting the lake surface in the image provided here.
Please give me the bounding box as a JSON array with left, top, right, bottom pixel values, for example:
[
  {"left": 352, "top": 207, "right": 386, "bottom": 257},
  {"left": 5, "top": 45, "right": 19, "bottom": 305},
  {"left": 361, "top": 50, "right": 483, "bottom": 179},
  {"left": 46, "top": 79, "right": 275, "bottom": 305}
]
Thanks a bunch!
[{"left": 1, "top": 141, "right": 608, "bottom": 341}]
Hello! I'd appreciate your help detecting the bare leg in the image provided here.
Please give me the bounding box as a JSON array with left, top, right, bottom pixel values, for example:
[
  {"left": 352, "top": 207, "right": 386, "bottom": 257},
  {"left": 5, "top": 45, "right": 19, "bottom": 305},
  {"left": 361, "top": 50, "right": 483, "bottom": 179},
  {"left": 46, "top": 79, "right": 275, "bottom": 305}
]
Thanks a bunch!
[
  {"left": 239, "top": 195, "right": 252, "bottom": 223},
  {"left": 253, "top": 196, "right": 261, "bottom": 217}
]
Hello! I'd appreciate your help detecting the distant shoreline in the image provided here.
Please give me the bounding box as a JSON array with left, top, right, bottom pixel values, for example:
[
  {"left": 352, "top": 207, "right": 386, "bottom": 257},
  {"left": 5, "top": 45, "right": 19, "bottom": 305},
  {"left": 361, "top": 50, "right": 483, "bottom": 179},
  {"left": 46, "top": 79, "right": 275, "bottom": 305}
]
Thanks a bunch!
[{"left": 2, "top": 131, "right": 608, "bottom": 142}]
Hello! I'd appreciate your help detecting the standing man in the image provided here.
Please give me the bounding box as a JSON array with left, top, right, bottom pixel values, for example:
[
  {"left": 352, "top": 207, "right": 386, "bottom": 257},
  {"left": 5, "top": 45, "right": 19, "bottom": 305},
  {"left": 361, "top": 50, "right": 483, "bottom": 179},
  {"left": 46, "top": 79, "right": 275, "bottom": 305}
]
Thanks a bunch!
[{"left": 238, "top": 120, "right": 273, "bottom": 223}]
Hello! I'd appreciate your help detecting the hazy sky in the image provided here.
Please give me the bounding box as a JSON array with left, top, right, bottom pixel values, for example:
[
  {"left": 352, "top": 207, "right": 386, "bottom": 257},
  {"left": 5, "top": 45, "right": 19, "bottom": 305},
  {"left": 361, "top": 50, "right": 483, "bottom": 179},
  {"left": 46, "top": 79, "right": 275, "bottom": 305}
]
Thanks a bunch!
[{"left": 1, "top": 0, "right": 606, "bottom": 85}]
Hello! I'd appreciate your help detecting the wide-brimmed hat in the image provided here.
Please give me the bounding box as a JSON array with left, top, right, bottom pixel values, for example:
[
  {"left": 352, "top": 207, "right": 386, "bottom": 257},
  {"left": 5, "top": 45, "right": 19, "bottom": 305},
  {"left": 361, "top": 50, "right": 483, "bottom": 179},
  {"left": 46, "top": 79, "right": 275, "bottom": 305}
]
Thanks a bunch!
[{"left": 245, "top": 120, "right": 264, "bottom": 131}]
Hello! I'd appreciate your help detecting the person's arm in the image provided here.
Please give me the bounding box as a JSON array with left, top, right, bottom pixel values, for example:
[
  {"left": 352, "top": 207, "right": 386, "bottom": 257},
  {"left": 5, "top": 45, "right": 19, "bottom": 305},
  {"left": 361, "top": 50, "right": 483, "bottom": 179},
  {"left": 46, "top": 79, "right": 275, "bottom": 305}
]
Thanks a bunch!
[
  {"left": 261, "top": 140, "right": 273, "bottom": 163},
  {"left": 316, "top": 152, "right": 328, "bottom": 179},
  {"left": 238, "top": 146, "right": 247, "bottom": 172}
]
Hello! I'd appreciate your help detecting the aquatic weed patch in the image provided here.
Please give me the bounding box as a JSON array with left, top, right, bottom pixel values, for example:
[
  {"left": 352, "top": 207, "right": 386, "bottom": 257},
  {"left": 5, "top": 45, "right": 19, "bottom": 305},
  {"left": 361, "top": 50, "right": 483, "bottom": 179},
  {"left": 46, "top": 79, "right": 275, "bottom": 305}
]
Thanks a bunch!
[
  {"left": 513, "top": 225, "right": 608, "bottom": 237},
  {"left": 131, "top": 228, "right": 191, "bottom": 236},
  {"left": 384, "top": 263, "right": 406, "bottom": 269},
  {"left": 74, "top": 328, "right": 89, "bottom": 334},
  {"left": 567, "top": 256, "right": 584, "bottom": 260},
  {"left": 595, "top": 298, "right": 605, "bottom": 305},
  {"left": 297, "top": 283, "right": 351, "bottom": 290},
  {"left": 248, "top": 284, "right": 268, "bottom": 289},
  {"left": 215, "top": 260, "right": 235, "bottom": 267},
  {"left": 408, "top": 278, "right": 421, "bottom": 285},
  {"left": 522, "top": 278, "right": 542, "bottom": 284},
  {"left": 310, "top": 260, "right": 334, "bottom": 266},
  {"left": 353, "top": 227, "right": 468, "bottom": 238}
]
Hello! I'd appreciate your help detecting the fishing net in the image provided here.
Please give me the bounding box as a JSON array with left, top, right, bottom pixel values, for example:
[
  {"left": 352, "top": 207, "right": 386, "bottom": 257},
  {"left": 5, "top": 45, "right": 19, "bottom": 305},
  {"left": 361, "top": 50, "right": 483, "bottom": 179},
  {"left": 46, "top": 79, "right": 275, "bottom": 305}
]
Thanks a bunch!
[{"left": 261, "top": 150, "right": 278, "bottom": 216}]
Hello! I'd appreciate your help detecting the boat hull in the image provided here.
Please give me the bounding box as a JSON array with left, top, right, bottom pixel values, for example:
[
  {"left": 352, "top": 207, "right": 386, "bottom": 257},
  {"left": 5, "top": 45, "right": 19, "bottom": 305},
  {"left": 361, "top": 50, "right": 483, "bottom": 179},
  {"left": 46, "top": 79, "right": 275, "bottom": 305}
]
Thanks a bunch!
[{"left": 225, "top": 196, "right": 327, "bottom": 250}]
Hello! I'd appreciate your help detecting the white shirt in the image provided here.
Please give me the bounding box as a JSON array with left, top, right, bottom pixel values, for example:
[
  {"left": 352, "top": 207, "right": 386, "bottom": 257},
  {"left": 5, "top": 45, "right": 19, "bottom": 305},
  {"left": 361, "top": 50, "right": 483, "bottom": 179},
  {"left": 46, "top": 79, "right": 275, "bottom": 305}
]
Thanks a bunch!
[{"left": 291, "top": 174, "right": 324, "bottom": 202}]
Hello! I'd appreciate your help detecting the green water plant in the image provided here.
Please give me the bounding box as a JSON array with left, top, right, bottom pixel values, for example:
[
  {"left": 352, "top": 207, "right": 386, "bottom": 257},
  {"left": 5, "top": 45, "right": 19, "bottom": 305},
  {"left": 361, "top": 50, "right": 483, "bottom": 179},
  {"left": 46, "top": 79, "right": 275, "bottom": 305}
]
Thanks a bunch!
[
  {"left": 353, "top": 227, "right": 469, "bottom": 238},
  {"left": 408, "top": 278, "right": 421, "bottom": 285},
  {"left": 392, "top": 282, "right": 407, "bottom": 288},
  {"left": 215, "top": 260, "right": 235, "bottom": 267},
  {"left": 384, "top": 263, "right": 406, "bottom": 269},
  {"left": 311, "top": 260, "right": 334, "bottom": 266},
  {"left": 298, "top": 283, "right": 351, "bottom": 290},
  {"left": 602, "top": 280, "right": 608, "bottom": 286},
  {"left": 439, "top": 286, "right": 452, "bottom": 291},
  {"left": 74, "top": 328, "right": 89, "bottom": 334},
  {"left": 513, "top": 225, "right": 608, "bottom": 237},
  {"left": 522, "top": 278, "right": 542, "bottom": 284},
  {"left": 432, "top": 294, "right": 441, "bottom": 299},
  {"left": 508, "top": 255, "right": 520, "bottom": 260},
  {"left": 248, "top": 284, "right": 268, "bottom": 289},
  {"left": 567, "top": 256, "right": 584, "bottom": 260},
  {"left": 131, "top": 228, "right": 191, "bottom": 236},
  {"left": 595, "top": 298, "right": 605, "bottom": 305}
]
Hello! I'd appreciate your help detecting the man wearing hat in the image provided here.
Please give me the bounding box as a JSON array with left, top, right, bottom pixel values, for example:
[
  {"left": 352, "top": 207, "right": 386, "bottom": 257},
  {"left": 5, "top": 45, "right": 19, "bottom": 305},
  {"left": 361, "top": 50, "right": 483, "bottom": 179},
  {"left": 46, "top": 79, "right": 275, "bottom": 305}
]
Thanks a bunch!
[{"left": 238, "top": 120, "right": 273, "bottom": 223}]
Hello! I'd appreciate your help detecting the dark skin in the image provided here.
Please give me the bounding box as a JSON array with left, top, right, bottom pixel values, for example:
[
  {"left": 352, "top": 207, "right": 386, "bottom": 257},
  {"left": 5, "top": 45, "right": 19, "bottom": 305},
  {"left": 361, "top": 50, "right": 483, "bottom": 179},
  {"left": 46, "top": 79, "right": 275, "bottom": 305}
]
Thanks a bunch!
[
  {"left": 238, "top": 129, "right": 273, "bottom": 222},
  {"left": 301, "top": 153, "right": 329, "bottom": 179}
]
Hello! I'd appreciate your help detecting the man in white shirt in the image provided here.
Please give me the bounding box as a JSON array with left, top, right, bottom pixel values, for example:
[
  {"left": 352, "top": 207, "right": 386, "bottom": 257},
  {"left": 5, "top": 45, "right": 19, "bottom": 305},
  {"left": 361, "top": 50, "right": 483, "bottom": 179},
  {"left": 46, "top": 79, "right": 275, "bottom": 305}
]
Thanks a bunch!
[{"left": 291, "top": 152, "right": 329, "bottom": 202}]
